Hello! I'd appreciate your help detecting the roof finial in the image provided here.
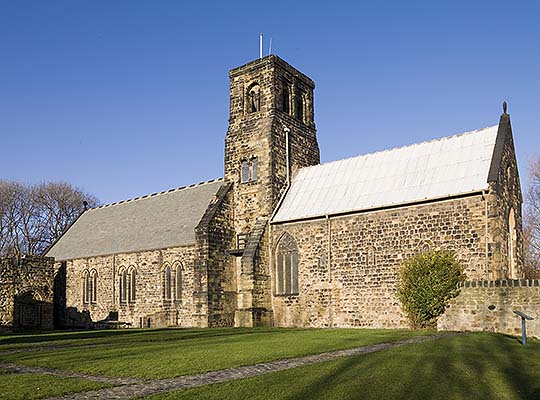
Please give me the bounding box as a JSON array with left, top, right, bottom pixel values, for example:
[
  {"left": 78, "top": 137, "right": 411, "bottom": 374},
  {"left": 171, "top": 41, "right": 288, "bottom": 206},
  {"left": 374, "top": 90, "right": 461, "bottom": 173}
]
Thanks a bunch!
[{"left": 503, "top": 101, "right": 508, "bottom": 114}]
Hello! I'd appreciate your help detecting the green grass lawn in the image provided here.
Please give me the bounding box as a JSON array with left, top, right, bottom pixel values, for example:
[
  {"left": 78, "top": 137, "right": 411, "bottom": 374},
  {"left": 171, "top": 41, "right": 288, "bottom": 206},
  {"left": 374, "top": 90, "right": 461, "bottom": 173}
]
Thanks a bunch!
[
  {"left": 0, "top": 373, "right": 108, "bottom": 400},
  {"left": 0, "top": 328, "right": 431, "bottom": 379},
  {"left": 143, "top": 332, "right": 540, "bottom": 400}
]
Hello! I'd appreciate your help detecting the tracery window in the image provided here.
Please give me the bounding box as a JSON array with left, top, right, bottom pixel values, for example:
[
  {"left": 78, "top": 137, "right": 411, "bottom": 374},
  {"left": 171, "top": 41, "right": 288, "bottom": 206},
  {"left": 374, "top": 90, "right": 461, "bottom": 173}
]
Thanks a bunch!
[
  {"left": 240, "top": 157, "right": 258, "bottom": 183},
  {"left": 82, "top": 269, "right": 98, "bottom": 304},
  {"left": 119, "top": 267, "right": 136, "bottom": 304},
  {"left": 275, "top": 233, "right": 299, "bottom": 295}
]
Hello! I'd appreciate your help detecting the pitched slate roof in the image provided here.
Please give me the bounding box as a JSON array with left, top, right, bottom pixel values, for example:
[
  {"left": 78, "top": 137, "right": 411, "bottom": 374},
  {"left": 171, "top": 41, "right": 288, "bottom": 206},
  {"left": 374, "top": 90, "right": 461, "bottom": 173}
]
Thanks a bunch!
[
  {"left": 46, "top": 179, "right": 223, "bottom": 261},
  {"left": 273, "top": 125, "right": 499, "bottom": 223}
]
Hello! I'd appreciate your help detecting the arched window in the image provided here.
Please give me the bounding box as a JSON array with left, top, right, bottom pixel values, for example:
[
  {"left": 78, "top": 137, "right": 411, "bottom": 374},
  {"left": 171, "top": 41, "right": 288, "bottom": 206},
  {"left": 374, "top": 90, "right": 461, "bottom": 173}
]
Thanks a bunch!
[
  {"left": 128, "top": 267, "right": 137, "bottom": 303},
  {"left": 119, "top": 267, "right": 127, "bottom": 303},
  {"left": 295, "top": 90, "right": 304, "bottom": 122},
  {"left": 90, "top": 269, "right": 98, "bottom": 304},
  {"left": 282, "top": 81, "right": 291, "bottom": 114},
  {"left": 175, "top": 262, "right": 183, "bottom": 303},
  {"left": 163, "top": 265, "right": 172, "bottom": 301},
  {"left": 508, "top": 208, "right": 518, "bottom": 279},
  {"left": 247, "top": 83, "right": 260, "bottom": 113},
  {"left": 82, "top": 270, "right": 89, "bottom": 304},
  {"left": 275, "top": 233, "right": 299, "bottom": 295},
  {"left": 240, "top": 157, "right": 258, "bottom": 183}
]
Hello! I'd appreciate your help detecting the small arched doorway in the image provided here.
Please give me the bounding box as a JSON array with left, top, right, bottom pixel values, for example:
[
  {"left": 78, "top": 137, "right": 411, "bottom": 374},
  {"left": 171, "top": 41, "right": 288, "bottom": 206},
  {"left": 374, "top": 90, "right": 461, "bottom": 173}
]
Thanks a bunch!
[{"left": 14, "top": 291, "right": 43, "bottom": 329}]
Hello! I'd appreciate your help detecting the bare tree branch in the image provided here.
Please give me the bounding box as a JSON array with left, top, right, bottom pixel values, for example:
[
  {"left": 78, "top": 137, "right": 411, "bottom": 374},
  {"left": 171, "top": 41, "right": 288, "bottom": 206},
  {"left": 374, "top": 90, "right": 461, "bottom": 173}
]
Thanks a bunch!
[
  {"left": 0, "top": 180, "right": 99, "bottom": 256},
  {"left": 524, "top": 157, "right": 540, "bottom": 278}
]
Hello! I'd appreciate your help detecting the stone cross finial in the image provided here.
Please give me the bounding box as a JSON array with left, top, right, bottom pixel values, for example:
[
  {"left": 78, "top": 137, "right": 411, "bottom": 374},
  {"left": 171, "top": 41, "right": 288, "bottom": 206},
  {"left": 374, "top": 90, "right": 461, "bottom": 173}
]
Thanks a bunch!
[{"left": 503, "top": 101, "right": 508, "bottom": 114}]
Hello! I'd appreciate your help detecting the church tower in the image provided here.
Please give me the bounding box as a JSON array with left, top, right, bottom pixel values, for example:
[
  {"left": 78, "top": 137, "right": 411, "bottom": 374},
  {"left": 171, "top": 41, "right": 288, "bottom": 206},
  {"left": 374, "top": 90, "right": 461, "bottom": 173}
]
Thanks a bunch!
[
  {"left": 225, "top": 55, "right": 320, "bottom": 234},
  {"left": 224, "top": 55, "right": 320, "bottom": 326}
]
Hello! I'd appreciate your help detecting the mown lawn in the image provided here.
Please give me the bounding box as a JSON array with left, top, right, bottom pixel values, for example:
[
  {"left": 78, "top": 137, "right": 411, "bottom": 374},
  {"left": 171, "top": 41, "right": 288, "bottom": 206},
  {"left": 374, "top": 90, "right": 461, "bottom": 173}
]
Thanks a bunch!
[
  {"left": 143, "top": 332, "right": 540, "bottom": 400},
  {"left": 0, "top": 328, "right": 431, "bottom": 379},
  {"left": 0, "top": 373, "right": 108, "bottom": 400}
]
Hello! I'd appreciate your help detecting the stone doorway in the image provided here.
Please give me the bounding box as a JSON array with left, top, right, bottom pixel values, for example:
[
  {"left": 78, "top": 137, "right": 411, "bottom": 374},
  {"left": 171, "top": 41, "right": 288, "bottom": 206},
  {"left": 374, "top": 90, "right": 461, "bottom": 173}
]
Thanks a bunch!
[{"left": 14, "top": 292, "right": 43, "bottom": 329}]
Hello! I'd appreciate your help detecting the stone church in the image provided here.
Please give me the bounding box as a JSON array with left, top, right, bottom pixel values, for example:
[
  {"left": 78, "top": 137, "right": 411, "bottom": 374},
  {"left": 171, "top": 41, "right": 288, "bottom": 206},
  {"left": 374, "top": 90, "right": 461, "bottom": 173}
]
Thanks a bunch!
[{"left": 46, "top": 55, "right": 523, "bottom": 329}]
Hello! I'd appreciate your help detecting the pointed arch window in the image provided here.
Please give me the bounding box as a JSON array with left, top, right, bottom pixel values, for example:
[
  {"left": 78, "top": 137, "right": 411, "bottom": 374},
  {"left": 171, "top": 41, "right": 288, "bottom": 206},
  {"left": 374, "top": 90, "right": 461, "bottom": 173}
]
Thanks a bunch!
[
  {"left": 128, "top": 267, "right": 137, "bottom": 303},
  {"left": 119, "top": 267, "right": 127, "bottom": 303},
  {"left": 175, "top": 262, "right": 183, "bottom": 304},
  {"left": 82, "top": 270, "right": 89, "bottom": 304},
  {"left": 275, "top": 233, "right": 299, "bottom": 295},
  {"left": 508, "top": 208, "right": 518, "bottom": 279},
  {"left": 90, "top": 269, "right": 98, "bottom": 304},
  {"left": 163, "top": 265, "right": 172, "bottom": 301}
]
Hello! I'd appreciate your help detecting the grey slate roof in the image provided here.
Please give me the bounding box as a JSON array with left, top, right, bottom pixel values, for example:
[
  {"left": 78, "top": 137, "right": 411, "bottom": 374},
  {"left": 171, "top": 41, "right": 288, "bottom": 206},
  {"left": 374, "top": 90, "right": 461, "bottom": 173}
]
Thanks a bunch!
[
  {"left": 46, "top": 179, "right": 223, "bottom": 261},
  {"left": 273, "top": 125, "right": 499, "bottom": 223}
]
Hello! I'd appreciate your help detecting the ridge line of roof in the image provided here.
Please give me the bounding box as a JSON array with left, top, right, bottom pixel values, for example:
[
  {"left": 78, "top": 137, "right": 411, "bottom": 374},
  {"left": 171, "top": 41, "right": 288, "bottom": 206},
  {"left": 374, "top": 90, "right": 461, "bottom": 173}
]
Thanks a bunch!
[
  {"left": 90, "top": 178, "right": 224, "bottom": 211},
  {"left": 303, "top": 124, "right": 498, "bottom": 173}
]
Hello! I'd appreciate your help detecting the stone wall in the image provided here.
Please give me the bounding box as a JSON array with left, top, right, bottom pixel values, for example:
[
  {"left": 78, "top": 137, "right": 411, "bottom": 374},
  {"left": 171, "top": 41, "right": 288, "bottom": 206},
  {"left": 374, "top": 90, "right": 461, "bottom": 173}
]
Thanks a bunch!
[
  {"left": 0, "top": 256, "right": 54, "bottom": 330},
  {"left": 195, "top": 183, "right": 236, "bottom": 327},
  {"left": 487, "top": 114, "right": 524, "bottom": 279},
  {"left": 62, "top": 245, "right": 198, "bottom": 328},
  {"left": 271, "top": 192, "right": 511, "bottom": 329},
  {"left": 438, "top": 280, "right": 540, "bottom": 338}
]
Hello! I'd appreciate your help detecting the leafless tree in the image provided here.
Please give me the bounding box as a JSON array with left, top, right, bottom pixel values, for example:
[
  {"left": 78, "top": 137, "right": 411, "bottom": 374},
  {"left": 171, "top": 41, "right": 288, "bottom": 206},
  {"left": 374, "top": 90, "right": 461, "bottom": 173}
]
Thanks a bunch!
[
  {"left": 524, "top": 157, "right": 540, "bottom": 278},
  {"left": 0, "top": 180, "right": 99, "bottom": 257}
]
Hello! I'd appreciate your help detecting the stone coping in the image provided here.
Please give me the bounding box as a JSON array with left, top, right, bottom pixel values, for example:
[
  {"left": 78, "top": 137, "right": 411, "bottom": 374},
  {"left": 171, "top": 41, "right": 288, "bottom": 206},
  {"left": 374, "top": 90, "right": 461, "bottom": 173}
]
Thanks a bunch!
[{"left": 459, "top": 279, "right": 540, "bottom": 288}]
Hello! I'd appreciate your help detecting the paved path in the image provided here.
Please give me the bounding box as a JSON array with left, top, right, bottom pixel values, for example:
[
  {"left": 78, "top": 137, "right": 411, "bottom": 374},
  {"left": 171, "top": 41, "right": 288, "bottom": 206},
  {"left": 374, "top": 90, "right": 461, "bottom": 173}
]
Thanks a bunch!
[
  {"left": 24, "top": 333, "right": 457, "bottom": 400},
  {"left": 0, "top": 361, "right": 145, "bottom": 385}
]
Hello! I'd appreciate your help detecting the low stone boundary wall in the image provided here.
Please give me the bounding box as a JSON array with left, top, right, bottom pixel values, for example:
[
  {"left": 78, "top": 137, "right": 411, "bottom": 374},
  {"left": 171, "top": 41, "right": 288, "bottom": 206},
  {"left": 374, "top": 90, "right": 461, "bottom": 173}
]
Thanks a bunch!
[{"left": 438, "top": 279, "right": 540, "bottom": 338}]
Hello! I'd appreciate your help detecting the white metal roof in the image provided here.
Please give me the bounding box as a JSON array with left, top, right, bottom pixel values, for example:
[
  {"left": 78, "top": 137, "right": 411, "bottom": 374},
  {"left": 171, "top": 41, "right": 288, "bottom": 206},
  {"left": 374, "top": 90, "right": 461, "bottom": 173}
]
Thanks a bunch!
[{"left": 273, "top": 125, "right": 499, "bottom": 223}]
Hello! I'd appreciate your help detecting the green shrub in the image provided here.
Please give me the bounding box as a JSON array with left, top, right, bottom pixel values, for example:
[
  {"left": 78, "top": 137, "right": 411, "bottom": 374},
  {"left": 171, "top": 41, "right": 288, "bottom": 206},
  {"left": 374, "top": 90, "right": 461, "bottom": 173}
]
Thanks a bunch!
[{"left": 397, "top": 250, "right": 466, "bottom": 328}]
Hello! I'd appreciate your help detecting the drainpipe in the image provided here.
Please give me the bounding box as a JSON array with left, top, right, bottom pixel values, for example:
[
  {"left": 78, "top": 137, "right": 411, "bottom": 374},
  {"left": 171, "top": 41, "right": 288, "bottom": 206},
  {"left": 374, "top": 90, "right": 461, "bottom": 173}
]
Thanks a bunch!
[
  {"left": 112, "top": 254, "right": 116, "bottom": 306},
  {"left": 284, "top": 127, "right": 291, "bottom": 186},
  {"left": 326, "top": 214, "right": 333, "bottom": 327}
]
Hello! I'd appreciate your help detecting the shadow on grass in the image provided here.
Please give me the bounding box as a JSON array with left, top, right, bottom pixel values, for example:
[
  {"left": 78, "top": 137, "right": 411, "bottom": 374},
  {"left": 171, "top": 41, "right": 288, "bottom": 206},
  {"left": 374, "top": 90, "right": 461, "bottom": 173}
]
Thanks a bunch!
[
  {"left": 264, "top": 333, "right": 540, "bottom": 400},
  {"left": 0, "top": 326, "right": 287, "bottom": 347}
]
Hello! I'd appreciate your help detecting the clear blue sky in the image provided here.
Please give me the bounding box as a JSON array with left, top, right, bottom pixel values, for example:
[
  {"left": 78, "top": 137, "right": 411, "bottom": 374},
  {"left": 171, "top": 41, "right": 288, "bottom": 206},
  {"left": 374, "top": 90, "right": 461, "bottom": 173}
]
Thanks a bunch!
[{"left": 2, "top": 1, "right": 539, "bottom": 204}]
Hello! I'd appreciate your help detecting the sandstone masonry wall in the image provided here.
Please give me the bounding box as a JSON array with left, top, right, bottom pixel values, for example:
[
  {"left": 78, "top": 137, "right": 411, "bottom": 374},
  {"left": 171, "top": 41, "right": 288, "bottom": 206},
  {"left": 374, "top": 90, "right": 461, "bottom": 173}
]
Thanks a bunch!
[
  {"left": 488, "top": 115, "right": 524, "bottom": 279},
  {"left": 438, "top": 280, "right": 540, "bottom": 338},
  {"left": 195, "top": 183, "right": 236, "bottom": 327},
  {"left": 271, "top": 193, "right": 505, "bottom": 329},
  {"left": 63, "top": 245, "right": 198, "bottom": 328},
  {"left": 0, "top": 256, "right": 54, "bottom": 329}
]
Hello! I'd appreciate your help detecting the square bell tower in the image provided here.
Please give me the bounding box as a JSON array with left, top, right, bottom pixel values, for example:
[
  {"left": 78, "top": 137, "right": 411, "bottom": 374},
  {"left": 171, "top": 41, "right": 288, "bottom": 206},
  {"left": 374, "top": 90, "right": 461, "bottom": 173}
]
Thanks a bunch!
[{"left": 224, "top": 55, "right": 320, "bottom": 327}]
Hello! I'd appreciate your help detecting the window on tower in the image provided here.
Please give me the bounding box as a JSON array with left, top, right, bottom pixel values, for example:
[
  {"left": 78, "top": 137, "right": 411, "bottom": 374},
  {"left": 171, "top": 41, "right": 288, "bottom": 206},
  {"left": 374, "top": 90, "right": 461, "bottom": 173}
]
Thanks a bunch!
[
  {"left": 282, "top": 82, "right": 291, "bottom": 114},
  {"left": 247, "top": 83, "right": 261, "bottom": 113},
  {"left": 295, "top": 90, "right": 304, "bottom": 122},
  {"left": 240, "top": 157, "right": 258, "bottom": 183}
]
